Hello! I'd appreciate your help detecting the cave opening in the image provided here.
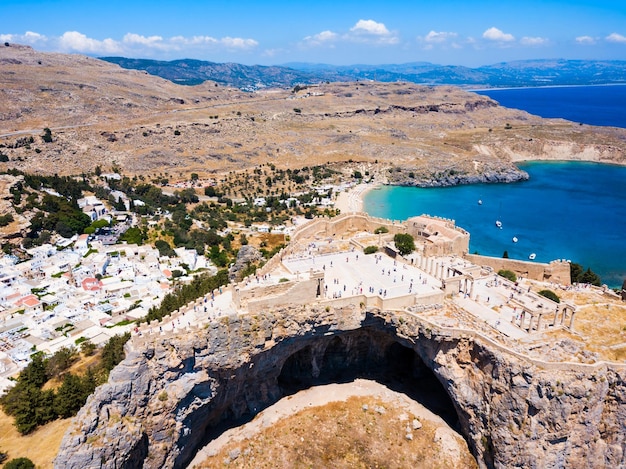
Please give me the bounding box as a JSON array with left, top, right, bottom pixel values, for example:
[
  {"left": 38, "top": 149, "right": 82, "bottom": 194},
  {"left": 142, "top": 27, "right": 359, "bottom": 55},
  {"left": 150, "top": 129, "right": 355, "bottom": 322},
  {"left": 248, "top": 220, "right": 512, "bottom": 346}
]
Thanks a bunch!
[
  {"left": 185, "top": 327, "right": 465, "bottom": 468},
  {"left": 277, "top": 327, "right": 460, "bottom": 429}
]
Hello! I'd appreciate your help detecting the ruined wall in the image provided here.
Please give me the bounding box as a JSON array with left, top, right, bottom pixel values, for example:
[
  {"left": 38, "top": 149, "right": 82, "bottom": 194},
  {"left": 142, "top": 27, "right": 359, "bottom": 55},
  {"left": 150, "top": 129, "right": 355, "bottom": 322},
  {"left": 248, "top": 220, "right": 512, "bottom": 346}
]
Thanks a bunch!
[
  {"left": 464, "top": 254, "right": 571, "bottom": 285},
  {"left": 55, "top": 306, "right": 626, "bottom": 469}
]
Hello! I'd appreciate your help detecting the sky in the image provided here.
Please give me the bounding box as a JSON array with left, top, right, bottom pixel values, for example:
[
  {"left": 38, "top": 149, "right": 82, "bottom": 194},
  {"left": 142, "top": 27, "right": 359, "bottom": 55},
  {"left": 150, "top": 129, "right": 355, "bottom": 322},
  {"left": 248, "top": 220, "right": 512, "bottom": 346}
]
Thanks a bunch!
[{"left": 1, "top": 0, "right": 626, "bottom": 66}]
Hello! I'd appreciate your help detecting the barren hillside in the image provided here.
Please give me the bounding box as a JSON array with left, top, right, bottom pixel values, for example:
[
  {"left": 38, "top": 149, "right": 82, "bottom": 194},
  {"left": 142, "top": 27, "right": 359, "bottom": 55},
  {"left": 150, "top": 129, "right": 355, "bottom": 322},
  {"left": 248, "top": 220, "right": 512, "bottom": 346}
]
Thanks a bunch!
[{"left": 1, "top": 44, "right": 625, "bottom": 180}]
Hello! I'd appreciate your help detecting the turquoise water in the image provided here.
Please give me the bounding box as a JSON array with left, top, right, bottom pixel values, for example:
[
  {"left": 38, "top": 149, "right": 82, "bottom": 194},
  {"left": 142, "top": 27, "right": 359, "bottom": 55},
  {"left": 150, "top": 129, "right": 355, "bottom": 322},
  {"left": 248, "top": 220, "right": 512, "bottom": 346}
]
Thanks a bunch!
[{"left": 364, "top": 162, "right": 626, "bottom": 288}]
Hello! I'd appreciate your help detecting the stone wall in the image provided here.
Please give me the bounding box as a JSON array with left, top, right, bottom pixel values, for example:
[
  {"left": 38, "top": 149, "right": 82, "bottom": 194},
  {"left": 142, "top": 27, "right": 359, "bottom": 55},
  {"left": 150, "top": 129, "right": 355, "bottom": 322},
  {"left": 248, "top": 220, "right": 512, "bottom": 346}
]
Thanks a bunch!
[{"left": 464, "top": 254, "right": 571, "bottom": 285}]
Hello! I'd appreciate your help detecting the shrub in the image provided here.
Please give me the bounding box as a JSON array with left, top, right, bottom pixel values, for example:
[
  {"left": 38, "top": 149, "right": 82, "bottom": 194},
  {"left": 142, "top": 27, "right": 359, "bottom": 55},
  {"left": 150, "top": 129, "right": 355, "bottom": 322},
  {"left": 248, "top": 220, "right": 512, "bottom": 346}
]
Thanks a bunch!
[
  {"left": 4, "top": 458, "right": 35, "bottom": 469},
  {"left": 364, "top": 246, "right": 378, "bottom": 254},
  {"left": 374, "top": 226, "right": 389, "bottom": 234},
  {"left": 498, "top": 269, "right": 517, "bottom": 282},
  {"left": 538, "top": 289, "right": 560, "bottom": 303},
  {"left": 41, "top": 128, "right": 53, "bottom": 143}
]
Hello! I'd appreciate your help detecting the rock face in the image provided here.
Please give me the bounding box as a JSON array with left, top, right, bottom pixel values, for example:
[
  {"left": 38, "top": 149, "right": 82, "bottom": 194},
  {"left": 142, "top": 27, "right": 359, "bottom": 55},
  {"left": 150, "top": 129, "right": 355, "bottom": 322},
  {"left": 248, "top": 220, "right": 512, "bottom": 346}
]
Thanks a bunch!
[
  {"left": 228, "top": 245, "right": 263, "bottom": 281},
  {"left": 55, "top": 306, "right": 626, "bottom": 469}
]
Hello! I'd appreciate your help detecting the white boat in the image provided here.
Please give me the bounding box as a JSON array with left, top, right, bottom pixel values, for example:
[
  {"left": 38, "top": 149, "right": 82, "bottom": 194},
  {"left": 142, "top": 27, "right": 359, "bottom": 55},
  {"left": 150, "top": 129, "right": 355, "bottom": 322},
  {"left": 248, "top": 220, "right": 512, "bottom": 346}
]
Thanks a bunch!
[
  {"left": 529, "top": 253, "right": 536, "bottom": 260},
  {"left": 495, "top": 220, "right": 502, "bottom": 229},
  {"left": 512, "top": 236, "right": 518, "bottom": 243},
  {"left": 478, "top": 199, "right": 483, "bottom": 205}
]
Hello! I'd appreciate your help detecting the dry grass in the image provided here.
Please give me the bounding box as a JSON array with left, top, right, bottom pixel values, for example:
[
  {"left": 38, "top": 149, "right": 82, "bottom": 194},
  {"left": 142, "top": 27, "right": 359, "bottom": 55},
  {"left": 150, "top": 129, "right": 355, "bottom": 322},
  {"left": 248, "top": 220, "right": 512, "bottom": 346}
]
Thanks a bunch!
[
  {"left": 196, "top": 396, "right": 477, "bottom": 469},
  {"left": 2, "top": 46, "right": 625, "bottom": 178},
  {"left": 0, "top": 409, "right": 70, "bottom": 468},
  {"left": 1, "top": 350, "right": 103, "bottom": 465}
]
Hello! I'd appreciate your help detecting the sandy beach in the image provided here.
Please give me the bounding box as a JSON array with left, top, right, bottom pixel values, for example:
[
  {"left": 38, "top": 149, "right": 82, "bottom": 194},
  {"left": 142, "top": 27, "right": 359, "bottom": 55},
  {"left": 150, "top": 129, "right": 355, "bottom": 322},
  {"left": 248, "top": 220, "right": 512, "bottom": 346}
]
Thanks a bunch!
[{"left": 335, "top": 181, "right": 380, "bottom": 213}]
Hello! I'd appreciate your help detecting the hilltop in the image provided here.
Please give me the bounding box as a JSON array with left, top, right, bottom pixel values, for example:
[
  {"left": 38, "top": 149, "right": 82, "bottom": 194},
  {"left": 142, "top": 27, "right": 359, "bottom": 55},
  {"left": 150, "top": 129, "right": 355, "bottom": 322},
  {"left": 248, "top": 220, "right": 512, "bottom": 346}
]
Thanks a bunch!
[{"left": 2, "top": 44, "right": 626, "bottom": 182}]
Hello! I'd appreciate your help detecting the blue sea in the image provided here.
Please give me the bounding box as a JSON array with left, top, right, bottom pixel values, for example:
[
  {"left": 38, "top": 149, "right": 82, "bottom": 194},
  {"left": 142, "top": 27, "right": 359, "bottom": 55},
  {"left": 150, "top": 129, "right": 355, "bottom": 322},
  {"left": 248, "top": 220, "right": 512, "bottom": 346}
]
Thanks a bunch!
[
  {"left": 364, "top": 86, "right": 626, "bottom": 288},
  {"left": 474, "top": 84, "right": 626, "bottom": 128}
]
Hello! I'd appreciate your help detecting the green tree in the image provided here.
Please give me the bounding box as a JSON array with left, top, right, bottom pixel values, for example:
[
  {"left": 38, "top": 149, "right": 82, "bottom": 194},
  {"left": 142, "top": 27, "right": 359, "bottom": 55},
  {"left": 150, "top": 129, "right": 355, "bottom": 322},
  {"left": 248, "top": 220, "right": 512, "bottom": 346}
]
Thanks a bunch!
[
  {"left": 53, "top": 373, "right": 83, "bottom": 418},
  {"left": 538, "top": 289, "right": 560, "bottom": 303},
  {"left": 119, "top": 227, "right": 144, "bottom": 245},
  {"left": 100, "top": 333, "right": 131, "bottom": 375},
  {"left": 80, "top": 340, "right": 97, "bottom": 356},
  {"left": 393, "top": 233, "right": 415, "bottom": 256},
  {"left": 498, "top": 269, "right": 517, "bottom": 282},
  {"left": 4, "top": 457, "right": 35, "bottom": 469},
  {"left": 45, "top": 346, "right": 78, "bottom": 378},
  {"left": 580, "top": 268, "right": 601, "bottom": 286},
  {"left": 155, "top": 239, "right": 176, "bottom": 258},
  {"left": 41, "top": 127, "right": 52, "bottom": 143}
]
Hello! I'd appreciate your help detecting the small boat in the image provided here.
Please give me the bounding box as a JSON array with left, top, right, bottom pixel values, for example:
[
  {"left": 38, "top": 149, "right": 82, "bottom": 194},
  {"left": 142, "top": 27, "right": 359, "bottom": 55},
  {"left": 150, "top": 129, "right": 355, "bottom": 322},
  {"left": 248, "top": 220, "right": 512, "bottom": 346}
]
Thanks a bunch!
[
  {"left": 495, "top": 220, "right": 502, "bottom": 229},
  {"left": 529, "top": 253, "right": 536, "bottom": 260},
  {"left": 478, "top": 199, "right": 483, "bottom": 205},
  {"left": 512, "top": 236, "right": 518, "bottom": 243}
]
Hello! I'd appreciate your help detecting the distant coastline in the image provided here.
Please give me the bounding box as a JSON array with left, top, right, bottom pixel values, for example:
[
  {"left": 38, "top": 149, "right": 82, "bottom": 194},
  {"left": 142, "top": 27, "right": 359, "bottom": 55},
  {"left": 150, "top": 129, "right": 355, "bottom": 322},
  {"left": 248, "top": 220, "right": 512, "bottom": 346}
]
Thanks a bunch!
[{"left": 468, "top": 82, "right": 626, "bottom": 92}]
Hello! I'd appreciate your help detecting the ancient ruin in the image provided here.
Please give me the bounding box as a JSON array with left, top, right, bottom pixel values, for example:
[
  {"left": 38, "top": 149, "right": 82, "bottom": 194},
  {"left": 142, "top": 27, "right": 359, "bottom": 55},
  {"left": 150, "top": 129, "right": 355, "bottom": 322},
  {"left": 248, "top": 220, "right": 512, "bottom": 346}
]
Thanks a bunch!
[{"left": 55, "top": 214, "right": 626, "bottom": 468}]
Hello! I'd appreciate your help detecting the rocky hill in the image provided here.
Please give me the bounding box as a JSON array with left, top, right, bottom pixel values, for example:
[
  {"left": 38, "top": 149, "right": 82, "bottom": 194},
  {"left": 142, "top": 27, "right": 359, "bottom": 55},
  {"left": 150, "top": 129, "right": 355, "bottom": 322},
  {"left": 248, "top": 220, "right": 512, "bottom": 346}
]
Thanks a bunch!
[
  {"left": 55, "top": 305, "right": 626, "bottom": 469},
  {"left": 2, "top": 45, "right": 625, "bottom": 184}
]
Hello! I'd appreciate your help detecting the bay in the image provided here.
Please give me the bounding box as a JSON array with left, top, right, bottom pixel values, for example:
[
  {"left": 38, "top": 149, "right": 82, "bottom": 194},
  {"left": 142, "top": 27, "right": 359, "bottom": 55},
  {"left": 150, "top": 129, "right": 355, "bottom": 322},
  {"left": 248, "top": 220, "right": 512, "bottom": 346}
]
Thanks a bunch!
[
  {"left": 473, "top": 84, "right": 626, "bottom": 128},
  {"left": 363, "top": 162, "right": 626, "bottom": 289}
]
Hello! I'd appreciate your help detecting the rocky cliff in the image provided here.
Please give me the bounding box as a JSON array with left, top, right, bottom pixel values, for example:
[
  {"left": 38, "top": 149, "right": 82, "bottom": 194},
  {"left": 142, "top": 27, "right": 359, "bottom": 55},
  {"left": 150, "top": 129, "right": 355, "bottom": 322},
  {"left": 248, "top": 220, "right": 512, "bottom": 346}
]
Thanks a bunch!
[{"left": 55, "top": 305, "right": 626, "bottom": 469}]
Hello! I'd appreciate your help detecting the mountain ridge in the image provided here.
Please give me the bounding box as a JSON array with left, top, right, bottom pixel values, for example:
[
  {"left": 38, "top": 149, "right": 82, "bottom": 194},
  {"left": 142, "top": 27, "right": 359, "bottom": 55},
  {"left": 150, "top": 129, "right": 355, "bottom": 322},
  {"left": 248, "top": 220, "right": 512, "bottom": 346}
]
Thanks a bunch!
[{"left": 101, "top": 56, "right": 626, "bottom": 90}]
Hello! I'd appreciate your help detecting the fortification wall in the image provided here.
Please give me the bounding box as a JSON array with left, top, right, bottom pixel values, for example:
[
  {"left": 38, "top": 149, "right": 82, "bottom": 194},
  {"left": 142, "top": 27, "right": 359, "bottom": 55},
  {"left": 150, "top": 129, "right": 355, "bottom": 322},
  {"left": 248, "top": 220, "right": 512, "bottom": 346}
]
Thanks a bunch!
[{"left": 464, "top": 254, "right": 571, "bottom": 285}]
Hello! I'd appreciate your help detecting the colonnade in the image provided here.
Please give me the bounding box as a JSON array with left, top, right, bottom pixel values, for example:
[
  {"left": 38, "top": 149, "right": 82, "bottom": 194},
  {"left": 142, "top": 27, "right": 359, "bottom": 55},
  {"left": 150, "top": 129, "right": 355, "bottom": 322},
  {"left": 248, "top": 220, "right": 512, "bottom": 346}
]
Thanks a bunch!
[{"left": 511, "top": 302, "right": 577, "bottom": 332}]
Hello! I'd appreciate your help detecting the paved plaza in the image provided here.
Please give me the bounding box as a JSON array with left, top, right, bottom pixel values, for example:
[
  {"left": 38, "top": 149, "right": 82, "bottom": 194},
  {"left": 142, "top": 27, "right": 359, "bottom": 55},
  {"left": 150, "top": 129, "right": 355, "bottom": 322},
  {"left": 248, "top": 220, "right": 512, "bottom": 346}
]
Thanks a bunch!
[{"left": 283, "top": 248, "right": 441, "bottom": 300}]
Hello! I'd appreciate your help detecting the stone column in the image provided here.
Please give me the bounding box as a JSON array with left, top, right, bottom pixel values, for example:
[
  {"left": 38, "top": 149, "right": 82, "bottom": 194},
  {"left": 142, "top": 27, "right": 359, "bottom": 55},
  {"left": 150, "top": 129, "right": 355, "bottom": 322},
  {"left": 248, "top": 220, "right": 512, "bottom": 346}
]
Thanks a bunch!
[
  {"left": 553, "top": 307, "right": 559, "bottom": 327},
  {"left": 527, "top": 313, "right": 535, "bottom": 332},
  {"left": 536, "top": 313, "right": 543, "bottom": 331},
  {"left": 569, "top": 309, "right": 576, "bottom": 331},
  {"left": 469, "top": 280, "right": 475, "bottom": 299}
]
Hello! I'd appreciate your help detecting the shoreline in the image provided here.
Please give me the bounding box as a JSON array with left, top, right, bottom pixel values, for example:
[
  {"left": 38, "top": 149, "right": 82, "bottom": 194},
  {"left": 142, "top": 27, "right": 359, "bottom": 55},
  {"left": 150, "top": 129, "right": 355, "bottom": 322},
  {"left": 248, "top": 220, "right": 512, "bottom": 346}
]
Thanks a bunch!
[{"left": 335, "top": 180, "right": 381, "bottom": 213}]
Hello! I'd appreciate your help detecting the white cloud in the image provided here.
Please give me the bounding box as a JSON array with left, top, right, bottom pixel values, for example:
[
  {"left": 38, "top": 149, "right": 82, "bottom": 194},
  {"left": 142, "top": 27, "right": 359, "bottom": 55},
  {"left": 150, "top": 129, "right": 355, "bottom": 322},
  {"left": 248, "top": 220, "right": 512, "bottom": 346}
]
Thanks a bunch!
[
  {"left": 348, "top": 19, "right": 398, "bottom": 44},
  {"left": 350, "top": 19, "right": 390, "bottom": 36},
  {"left": 576, "top": 35, "right": 596, "bottom": 45},
  {"left": 303, "top": 30, "right": 338, "bottom": 46},
  {"left": 482, "top": 27, "right": 515, "bottom": 42},
  {"left": 58, "top": 31, "right": 122, "bottom": 54},
  {"left": 221, "top": 37, "right": 259, "bottom": 49},
  {"left": 0, "top": 31, "right": 48, "bottom": 45},
  {"left": 171, "top": 35, "right": 218, "bottom": 46},
  {"left": 424, "top": 31, "right": 458, "bottom": 44},
  {"left": 302, "top": 20, "right": 398, "bottom": 47},
  {"left": 123, "top": 33, "right": 164, "bottom": 46},
  {"left": 606, "top": 33, "right": 626, "bottom": 43},
  {"left": 168, "top": 34, "right": 257, "bottom": 49},
  {"left": 520, "top": 36, "right": 547, "bottom": 46}
]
